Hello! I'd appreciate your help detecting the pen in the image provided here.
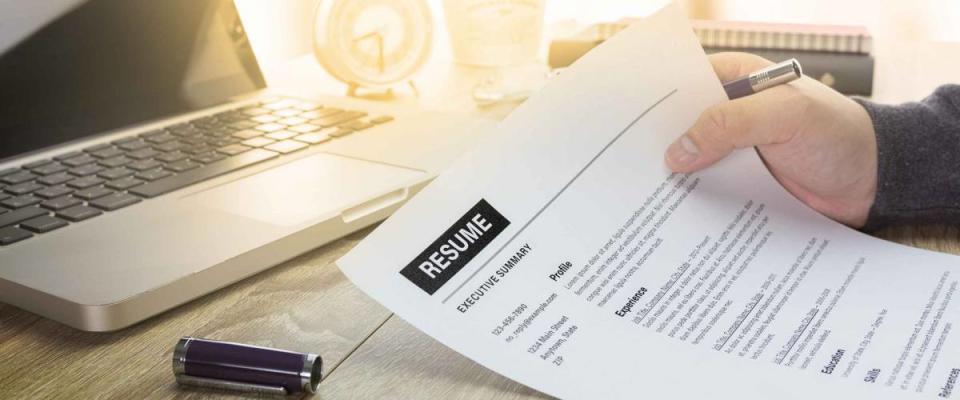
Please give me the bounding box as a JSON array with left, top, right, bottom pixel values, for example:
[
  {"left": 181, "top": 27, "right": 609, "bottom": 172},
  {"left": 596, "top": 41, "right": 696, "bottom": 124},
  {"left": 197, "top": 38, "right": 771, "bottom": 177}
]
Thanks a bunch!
[
  {"left": 173, "top": 337, "right": 322, "bottom": 395},
  {"left": 722, "top": 58, "right": 802, "bottom": 99}
]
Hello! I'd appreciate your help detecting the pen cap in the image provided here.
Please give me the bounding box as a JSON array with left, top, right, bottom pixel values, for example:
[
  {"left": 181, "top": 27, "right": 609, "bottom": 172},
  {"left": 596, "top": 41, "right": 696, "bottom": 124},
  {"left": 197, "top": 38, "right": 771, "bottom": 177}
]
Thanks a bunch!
[{"left": 173, "top": 337, "right": 322, "bottom": 394}]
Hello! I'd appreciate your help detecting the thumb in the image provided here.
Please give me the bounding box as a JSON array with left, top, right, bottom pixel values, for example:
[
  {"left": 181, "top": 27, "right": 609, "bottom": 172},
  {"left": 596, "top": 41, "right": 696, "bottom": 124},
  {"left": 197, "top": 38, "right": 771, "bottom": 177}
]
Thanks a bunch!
[{"left": 664, "top": 86, "right": 802, "bottom": 172}]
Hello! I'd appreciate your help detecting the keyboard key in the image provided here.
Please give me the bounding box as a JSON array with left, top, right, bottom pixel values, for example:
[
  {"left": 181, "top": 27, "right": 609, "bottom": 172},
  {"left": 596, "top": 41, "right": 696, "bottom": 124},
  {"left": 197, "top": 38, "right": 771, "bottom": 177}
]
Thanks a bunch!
[
  {"left": 40, "top": 195, "right": 82, "bottom": 210},
  {"left": 73, "top": 186, "right": 114, "bottom": 200},
  {"left": 241, "top": 137, "right": 275, "bottom": 148},
  {"left": 266, "top": 130, "right": 298, "bottom": 140},
  {"left": 0, "top": 167, "right": 20, "bottom": 177},
  {"left": 230, "top": 120, "right": 258, "bottom": 130},
  {"left": 272, "top": 109, "right": 301, "bottom": 118},
  {"left": 233, "top": 129, "right": 263, "bottom": 139},
  {"left": 264, "top": 140, "right": 307, "bottom": 154},
  {"left": 131, "top": 149, "right": 278, "bottom": 198},
  {"left": 341, "top": 121, "right": 375, "bottom": 131},
  {"left": 117, "top": 140, "right": 150, "bottom": 151},
  {"left": 34, "top": 185, "right": 74, "bottom": 199},
  {"left": 312, "top": 111, "right": 366, "bottom": 127},
  {"left": 98, "top": 167, "right": 134, "bottom": 180},
  {"left": 155, "top": 152, "right": 188, "bottom": 163},
  {"left": 128, "top": 159, "right": 163, "bottom": 171},
  {"left": 251, "top": 114, "right": 281, "bottom": 123},
  {"left": 106, "top": 177, "right": 145, "bottom": 190},
  {"left": 0, "top": 226, "right": 32, "bottom": 245},
  {"left": 126, "top": 147, "right": 161, "bottom": 160},
  {"left": 38, "top": 172, "right": 74, "bottom": 186},
  {"left": 0, "top": 206, "right": 48, "bottom": 227},
  {"left": 135, "top": 168, "right": 172, "bottom": 181},
  {"left": 277, "top": 117, "right": 308, "bottom": 126},
  {"left": 0, "top": 192, "right": 9, "bottom": 202},
  {"left": 53, "top": 151, "right": 83, "bottom": 161},
  {"left": 182, "top": 145, "right": 214, "bottom": 155},
  {"left": 5, "top": 181, "right": 44, "bottom": 195},
  {"left": 1, "top": 194, "right": 41, "bottom": 209},
  {"left": 68, "top": 163, "right": 104, "bottom": 176},
  {"left": 57, "top": 205, "right": 102, "bottom": 222},
  {"left": 300, "top": 108, "right": 342, "bottom": 119},
  {"left": 112, "top": 136, "right": 140, "bottom": 145},
  {"left": 294, "top": 132, "right": 331, "bottom": 145},
  {"left": 328, "top": 128, "right": 355, "bottom": 138},
  {"left": 90, "top": 147, "right": 125, "bottom": 159},
  {"left": 206, "top": 127, "right": 235, "bottom": 137},
  {"left": 83, "top": 143, "right": 113, "bottom": 153},
  {"left": 289, "top": 124, "right": 320, "bottom": 133},
  {"left": 67, "top": 176, "right": 105, "bottom": 189},
  {"left": 23, "top": 159, "right": 52, "bottom": 169},
  {"left": 255, "top": 123, "right": 285, "bottom": 133},
  {"left": 99, "top": 155, "right": 133, "bottom": 168},
  {"left": 32, "top": 162, "right": 67, "bottom": 175},
  {"left": 145, "top": 132, "right": 177, "bottom": 144},
  {"left": 182, "top": 136, "right": 209, "bottom": 145},
  {"left": 191, "top": 152, "right": 226, "bottom": 164},
  {"left": 153, "top": 141, "right": 184, "bottom": 152},
  {"left": 165, "top": 160, "right": 200, "bottom": 173},
  {"left": 369, "top": 115, "right": 394, "bottom": 124},
  {"left": 90, "top": 192, "right": 141, "bottom": 211},
  {"left": 1, "top": 170, "right": 38, "bottom": 184},
  {"left": 20, "top": 215, "right": 68, "bottom": 233},
  {"left": 207, "top": 137, "right": 240, "bottom": 147},
  {"left": 170, "top": 126, "right": 203, "bottom": 137},
  {"left": 61, "top": 154, "right": 97, "bottom": 167},
  {"left": 217, "top": 144, "right": 251, "bottom": 156}
]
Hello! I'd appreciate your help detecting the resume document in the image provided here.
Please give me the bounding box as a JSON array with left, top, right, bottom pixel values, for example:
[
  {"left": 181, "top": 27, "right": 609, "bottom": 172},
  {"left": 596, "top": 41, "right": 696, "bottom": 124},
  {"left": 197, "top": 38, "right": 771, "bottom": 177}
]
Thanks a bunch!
[{"left": 338, "top": 5, "right": 959, "bottom": 399}]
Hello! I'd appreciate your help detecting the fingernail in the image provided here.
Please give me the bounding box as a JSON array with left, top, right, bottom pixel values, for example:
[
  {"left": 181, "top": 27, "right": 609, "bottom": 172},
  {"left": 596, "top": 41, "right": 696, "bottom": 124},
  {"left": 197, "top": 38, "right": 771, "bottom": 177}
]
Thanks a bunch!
[{"left": 666, "top": 135, "right": 699, "bottom": 167}]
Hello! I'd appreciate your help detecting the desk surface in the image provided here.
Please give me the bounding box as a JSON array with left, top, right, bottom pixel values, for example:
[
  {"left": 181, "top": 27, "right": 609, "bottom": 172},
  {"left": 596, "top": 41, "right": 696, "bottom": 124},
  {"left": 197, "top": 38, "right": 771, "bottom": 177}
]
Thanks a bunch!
[{"left": 2, "top": 35, "right": 960, "bottom": 399}]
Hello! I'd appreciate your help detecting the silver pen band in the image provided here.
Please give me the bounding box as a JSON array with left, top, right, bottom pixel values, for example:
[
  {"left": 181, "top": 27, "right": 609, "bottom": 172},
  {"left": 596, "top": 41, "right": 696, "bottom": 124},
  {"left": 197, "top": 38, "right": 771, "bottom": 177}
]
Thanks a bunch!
[{"left": 749, "top": 58, "right": 802, "bottom": 92}]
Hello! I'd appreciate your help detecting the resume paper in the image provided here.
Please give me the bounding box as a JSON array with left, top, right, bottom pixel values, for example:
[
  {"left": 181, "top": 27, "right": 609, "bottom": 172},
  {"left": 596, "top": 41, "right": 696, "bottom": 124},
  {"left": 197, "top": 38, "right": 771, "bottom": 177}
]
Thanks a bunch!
[{"left": 338, "top": 5, "right": 959, "bottom": 399}]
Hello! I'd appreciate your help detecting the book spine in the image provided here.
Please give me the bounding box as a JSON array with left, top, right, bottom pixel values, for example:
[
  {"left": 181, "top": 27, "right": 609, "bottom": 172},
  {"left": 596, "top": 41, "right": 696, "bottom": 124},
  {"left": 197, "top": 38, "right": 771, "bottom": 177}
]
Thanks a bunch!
[
  {"left": 695, "top": 29, "right": 871, "bottom": 54},
  {"left": 547, "top": 39, "right": 875, "bottom": 96},
  {"left": 705, "top": 47, "right": 874, "bottom": 96}
]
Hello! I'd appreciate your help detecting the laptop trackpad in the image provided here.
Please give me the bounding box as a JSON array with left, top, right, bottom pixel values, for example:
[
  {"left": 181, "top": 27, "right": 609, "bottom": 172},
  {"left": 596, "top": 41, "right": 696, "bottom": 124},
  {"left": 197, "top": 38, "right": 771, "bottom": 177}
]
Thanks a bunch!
[{"left": 188, "top": 152, "right": 426, "bottom": 227}]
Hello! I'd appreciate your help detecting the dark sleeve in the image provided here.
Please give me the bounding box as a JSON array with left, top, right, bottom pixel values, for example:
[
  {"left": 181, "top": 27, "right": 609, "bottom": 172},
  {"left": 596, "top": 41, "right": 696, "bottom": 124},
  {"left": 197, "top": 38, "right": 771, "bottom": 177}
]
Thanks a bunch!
[{"left": 854, "top": 84, "right": 960, "bottom": 230}]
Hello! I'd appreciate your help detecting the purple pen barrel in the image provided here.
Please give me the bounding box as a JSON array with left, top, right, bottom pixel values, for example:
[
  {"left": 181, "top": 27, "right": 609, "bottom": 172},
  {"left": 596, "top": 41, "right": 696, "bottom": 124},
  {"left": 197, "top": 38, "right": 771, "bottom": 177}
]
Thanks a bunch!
[
  {"left": 173, "top": 337, "right": 322, "bottom": 394},
  {"left": 722, "top": 77, "right": 754, "bottom": 99},
  {"left": 722, "top": 58, "right": 802, "bottom": 100}
]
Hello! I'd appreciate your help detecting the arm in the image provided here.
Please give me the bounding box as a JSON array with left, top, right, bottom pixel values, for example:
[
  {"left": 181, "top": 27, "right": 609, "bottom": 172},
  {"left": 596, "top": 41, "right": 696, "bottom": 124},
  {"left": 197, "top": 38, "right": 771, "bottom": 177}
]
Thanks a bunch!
[{"left": 857, "top": 85, "right": 960, "bottom": 230}]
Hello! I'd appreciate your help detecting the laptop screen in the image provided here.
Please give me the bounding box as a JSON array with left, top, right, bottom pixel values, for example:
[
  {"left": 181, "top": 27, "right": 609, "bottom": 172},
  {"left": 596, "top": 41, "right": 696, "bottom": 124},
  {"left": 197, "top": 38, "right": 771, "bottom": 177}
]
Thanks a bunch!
[{"left": 0, "top": 0, "right": 266, "bottom": 162}]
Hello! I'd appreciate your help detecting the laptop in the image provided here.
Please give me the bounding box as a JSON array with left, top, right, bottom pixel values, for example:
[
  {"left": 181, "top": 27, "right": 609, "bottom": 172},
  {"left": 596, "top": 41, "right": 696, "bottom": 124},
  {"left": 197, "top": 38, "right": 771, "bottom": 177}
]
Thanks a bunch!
[{"left": 0, "top": 0, "right": 491, "bottom": 331}]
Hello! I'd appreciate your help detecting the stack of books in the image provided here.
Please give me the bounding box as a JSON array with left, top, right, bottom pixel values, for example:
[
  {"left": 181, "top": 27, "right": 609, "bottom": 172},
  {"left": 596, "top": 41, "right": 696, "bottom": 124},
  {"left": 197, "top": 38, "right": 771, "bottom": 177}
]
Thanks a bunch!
[{"left": 548, "top": 19, "right": 875, "bottom": 95}]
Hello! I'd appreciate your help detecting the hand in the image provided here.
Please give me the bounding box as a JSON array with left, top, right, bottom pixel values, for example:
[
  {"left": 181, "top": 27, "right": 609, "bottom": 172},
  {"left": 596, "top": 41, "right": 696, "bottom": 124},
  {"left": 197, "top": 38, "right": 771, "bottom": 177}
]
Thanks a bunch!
[{"left": 664, "top": 52, "right": 878, "bottom": 228}]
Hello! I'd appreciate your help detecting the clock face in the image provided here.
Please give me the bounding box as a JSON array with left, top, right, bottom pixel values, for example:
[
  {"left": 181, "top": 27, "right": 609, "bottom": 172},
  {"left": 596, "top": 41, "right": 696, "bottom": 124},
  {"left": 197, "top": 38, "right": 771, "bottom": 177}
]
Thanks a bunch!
[{"left": 314, "top": 0, "right": 433, "bottom": 88}]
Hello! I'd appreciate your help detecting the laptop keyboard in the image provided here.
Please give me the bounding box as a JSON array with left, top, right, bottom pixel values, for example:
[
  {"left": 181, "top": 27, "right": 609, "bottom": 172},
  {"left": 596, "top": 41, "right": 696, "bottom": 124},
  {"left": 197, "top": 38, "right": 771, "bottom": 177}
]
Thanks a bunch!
[{"left": 0, "top": 97, "right": 394, "bottom": 246}]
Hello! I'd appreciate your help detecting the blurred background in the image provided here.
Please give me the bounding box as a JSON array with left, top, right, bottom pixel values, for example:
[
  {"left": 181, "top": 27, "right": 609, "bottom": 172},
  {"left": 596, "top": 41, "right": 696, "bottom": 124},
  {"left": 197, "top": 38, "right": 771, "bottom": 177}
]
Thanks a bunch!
[
  {"left": 5, "top": 0, "right": 955, "bottom": 112},
  {"left": 234, "top": 0, "right": 960, "bottom": 69},
  {"left": 227, "top": 0, "right": 960, "bottom": 112}
]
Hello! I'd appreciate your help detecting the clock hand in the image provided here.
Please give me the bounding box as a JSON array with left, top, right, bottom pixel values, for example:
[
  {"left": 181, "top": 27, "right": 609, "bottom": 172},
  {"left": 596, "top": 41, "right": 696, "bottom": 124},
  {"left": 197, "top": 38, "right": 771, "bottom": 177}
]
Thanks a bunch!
[
  {"left": 353, "top": 30, "right": 386, "bottom": 74},
  {"left": 376, "top": 32, "right": 384, "bottom": 74}
]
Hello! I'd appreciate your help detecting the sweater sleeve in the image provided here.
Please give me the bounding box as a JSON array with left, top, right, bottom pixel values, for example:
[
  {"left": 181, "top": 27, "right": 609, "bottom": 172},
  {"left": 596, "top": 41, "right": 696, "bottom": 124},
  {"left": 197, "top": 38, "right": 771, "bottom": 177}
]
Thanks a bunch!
[{"left": 854, "top": 84, "right": 960, "bottom": 230}]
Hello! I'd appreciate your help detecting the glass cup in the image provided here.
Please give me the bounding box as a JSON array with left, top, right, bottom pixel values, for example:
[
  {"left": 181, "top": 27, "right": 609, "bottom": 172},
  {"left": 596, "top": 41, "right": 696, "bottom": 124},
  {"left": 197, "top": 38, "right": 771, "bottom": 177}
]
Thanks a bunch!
[{"left": 442, "top": 0, "right": 546, "bottom": 67}]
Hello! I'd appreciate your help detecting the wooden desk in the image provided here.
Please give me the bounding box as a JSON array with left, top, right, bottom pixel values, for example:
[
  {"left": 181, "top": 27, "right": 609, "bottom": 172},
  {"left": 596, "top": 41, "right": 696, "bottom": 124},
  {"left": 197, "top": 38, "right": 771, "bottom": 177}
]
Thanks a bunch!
[{"left": 2, "top": 36, "right": 960, "bottom": 399}]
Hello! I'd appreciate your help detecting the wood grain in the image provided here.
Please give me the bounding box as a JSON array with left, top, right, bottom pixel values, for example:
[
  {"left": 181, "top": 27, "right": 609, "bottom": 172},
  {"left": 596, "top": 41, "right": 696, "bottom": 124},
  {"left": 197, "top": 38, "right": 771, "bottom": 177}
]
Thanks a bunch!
[
  {"left": 0, "top": 228, "right": 391, "bottom": 400},
  {"left": 318, "top": 316, "right": 551, "bottom": 400}
]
